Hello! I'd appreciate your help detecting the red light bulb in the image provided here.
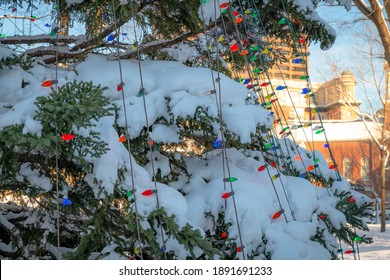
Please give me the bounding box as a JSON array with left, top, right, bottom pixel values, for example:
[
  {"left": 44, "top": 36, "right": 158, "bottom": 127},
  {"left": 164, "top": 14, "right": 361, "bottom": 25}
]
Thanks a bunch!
[
  {"left": 258, "top": 164, "right": 267, "bottom": 172},
  {"left": 230, "top": 43, "right": 239, "bottom": 52},
  {"left": 119, "top": 134, "right": 126, "bottom": 143},
  {"left": 61, "top": 134, "right": 75, "bottom": 141},
  {"left": 41, "top": 79, "right": 58, "bottom": 87},
  {"left": 219, "top": 3, "right": 229, "bottom": 8},
  {"left": 272, "top": 209, "right": 284, "bottom": 220},
  {"left": 307, "top": 165, "right": 315, "bottom": 171},
  {"left": 142, "top": 189, "right": 157, "bottom": 196},
  {"left": 221, "top": 191, "right": 234, "bottom": 199}
]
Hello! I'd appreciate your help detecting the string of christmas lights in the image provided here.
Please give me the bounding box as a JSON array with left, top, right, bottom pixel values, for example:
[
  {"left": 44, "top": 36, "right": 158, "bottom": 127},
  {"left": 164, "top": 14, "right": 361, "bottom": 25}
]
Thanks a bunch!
[
  {"left": 110, "top": 0, "right": 144, "bottom": 260},
  {"left": 218, "top": 0, "right": 295, "bottom": 220},
  {"left": 200, "top": 0, "right": 247, "bottom": 259},
  {"left": 129, "top": 3, "right": 168, "bottom": 260}
]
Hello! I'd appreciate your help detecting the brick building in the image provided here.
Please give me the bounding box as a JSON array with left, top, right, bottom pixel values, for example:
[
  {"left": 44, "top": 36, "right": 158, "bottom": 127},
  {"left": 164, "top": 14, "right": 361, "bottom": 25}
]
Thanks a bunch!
[
  {"left": 237, "top": 44, "right": 388, "bottom": 200},
  {"left": 291, "top": 119, "right": 384, "bottom": 199},
  {"left": 288, "top": 70, "right": 389, "bottom": 201}
]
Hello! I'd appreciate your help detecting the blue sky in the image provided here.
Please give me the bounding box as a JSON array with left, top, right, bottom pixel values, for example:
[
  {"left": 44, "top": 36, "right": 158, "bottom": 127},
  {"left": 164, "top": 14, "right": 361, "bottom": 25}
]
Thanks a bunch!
[
  {"left": 310, "top": 4, "right": 359, "bottom": 80},
  {"left": 309, "top": 4, "right": 385, "bottom": 113}
]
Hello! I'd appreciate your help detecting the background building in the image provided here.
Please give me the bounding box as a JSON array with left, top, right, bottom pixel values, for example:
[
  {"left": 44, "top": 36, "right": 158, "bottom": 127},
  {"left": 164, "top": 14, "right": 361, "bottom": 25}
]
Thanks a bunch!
[{"left": 237, "top": 44, "right": 389, "bottom": 201}]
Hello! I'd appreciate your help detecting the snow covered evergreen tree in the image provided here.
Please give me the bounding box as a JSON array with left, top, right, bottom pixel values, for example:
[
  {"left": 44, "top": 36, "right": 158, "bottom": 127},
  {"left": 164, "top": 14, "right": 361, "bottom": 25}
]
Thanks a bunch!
[{"left": 0, "top": 0, "right": 373, "bottom": 259}]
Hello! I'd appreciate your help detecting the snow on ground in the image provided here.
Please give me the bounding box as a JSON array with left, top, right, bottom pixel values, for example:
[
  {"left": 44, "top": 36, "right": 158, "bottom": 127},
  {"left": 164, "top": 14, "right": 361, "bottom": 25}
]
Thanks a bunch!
[{"left": 344, "top": 224, "right": 390, "bottom": 260}]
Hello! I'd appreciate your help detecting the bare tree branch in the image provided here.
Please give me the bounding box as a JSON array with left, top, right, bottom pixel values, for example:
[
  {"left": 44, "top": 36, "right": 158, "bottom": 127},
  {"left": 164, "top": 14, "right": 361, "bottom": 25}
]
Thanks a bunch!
[{"left": 353, "top": 0, "right": 375, "bottom": 19}]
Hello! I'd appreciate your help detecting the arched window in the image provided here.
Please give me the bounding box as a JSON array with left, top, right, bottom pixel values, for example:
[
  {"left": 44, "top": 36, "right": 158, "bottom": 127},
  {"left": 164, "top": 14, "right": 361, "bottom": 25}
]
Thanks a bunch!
[
  {"left": 343, "top": 157, "right": 352, "bottom": 179},
  {"left": 360, "top": 157, "right": 370, "bottom": 181}
]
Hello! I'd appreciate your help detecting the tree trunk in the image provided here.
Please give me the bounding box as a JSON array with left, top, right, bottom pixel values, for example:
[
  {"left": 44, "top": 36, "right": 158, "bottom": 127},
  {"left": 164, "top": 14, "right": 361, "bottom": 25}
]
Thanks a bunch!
[
  {"left": 380, "top": 149, "right": 387, "bottom": 232},
  {"left": 381, "top": 61, "right": 390, "bottom": 232}
]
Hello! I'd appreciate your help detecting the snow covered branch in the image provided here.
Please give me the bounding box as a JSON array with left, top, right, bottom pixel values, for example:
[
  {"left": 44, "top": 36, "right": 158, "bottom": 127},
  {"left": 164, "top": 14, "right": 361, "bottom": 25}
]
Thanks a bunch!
[
  {"left": 117, "top": 31, "right": 195, "bottom": 59},
  {"left": 0, "top": 34, "right": 82, "bottom": 45}
]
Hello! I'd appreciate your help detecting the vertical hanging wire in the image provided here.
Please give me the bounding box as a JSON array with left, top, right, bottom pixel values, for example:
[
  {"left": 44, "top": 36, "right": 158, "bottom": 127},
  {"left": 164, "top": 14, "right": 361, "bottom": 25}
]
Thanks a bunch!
[
  {"left": 241, "top": 0, "right": 308, "bottom": 170},
  {"left": 223, "top": 0, "right": 294, "bottom": 220},
  {"left": 245, "top": 0, "right": 329, "bottom": 189},
  {"left": 198, "top": 2, "right": 228, "bottom": 211},
  {"left": 213, "top": 0, "right": 246, "bottom": 259},
  {"left": 215, "top": 0, "right": 292, "bottom": 223},
  {"left": 129, "top": 3, "right": 167, "bottom": 260},
  {"left": 244, "top": 0, "right": 332, "bottom": 196},
  {"left": 337, "top": 230, "right": 345, "bottom": 260},
  {"left": 12, "top": 5, "right": 16, "bottom": 36},
  {"left": 353, "top": 228, "right": 361, "bottom": 260},
  {"left": 110, "top": 0, "right": 143, "bottom": 260},
  {"left": 29, "top": 6, "right": 33, "bottom": 37},
  {"left": 275, "top": 0, "right": 353, "bottom": 257},
  {"left": 277, "top": 0, "right": 342, "bottom": 182},
  {"left": 54, "top": 0, "right": 61, "bottom": 260}
]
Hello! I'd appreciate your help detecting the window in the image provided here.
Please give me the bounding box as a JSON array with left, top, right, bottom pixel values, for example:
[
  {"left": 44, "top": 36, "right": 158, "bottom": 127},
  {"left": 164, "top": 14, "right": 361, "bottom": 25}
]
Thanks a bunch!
[
  {"left": 289, "top": 110, "right": 296, "bottom": 120},
  {"left": 275, "top": 73, "right": 290, "bottom": 78},
  {"left": 360, "top": 157, "right": 370, "bottom": 181},
  {"left": 292, "top": 75, "right": 303, "bottom": 79},
  {"left": 343, "top": 157, "right": 352, "bottom": 179}
]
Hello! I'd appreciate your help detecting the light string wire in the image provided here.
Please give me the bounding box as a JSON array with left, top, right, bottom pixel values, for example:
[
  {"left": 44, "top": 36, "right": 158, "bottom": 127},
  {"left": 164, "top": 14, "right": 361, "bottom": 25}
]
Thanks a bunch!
[
  {"left": 54, "top": 0, "right": 60, "bottom": 260},
  {"left": 241, "top": 0, "right": 311, "bottom": 176},
  {"left": 224, "top": 0, "right": 293, "bottom": 173},
  {"left": 277, "top": 0, "right": 357, "bottom": 258},
  {"left": 258, "top": 0, "right": 344, "bottom": 259},
  {"left": 110, "top": 0, "right": 143, "bottom": 260},
  {"left": 218, "top": 0, "right": 287, "bottom": 222},
  {"left": 245, "top": 0, "right": 330, "bottom": 184},
  {"left": 225, "top": 0, "right": 295, "bottom": 219},
  {"left": 250, "top": 1, "right": 348, "bottom": 259},
  {"left": 216, "top": 0, "right": 291, "bottom": 223},
  {"left": 233, "top": 2, "right": 343, "bottom": 258},
  {"left": 198, "top": 2, "right": 229, "bottom": 213},
  {"left": 238, "top": 0, "right": 332, "bottom": 196},
  {"left": 278, "top": 0, "right": 342, "bottom": 182},
  {"left": 212, "top": 0, "right": 246, "bottom": 259},
  {"left": 129, "top": 3, "right": 167, "bottom": 260},
  {"left": 244, "top": 0, "right": 332, "bottom": 196},
  {"left": 353, "top": 227, "right": 361, "bottom": 259},
  {"left": 337, "top": 230, "right": 345, "bottom": 260}
]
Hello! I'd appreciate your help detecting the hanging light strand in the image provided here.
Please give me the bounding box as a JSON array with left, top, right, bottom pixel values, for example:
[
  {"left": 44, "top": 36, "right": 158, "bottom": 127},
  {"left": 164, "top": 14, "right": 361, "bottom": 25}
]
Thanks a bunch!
[
  {"left": 129, "top": 2, "right": 167, "bottom": 260},
  {"left": 110, "top": 0, "right": 143, "bottom": 260},
  {"left": 54, "top": 0, "right": 61, "bottom": 260},
  {"left": 277, "top": 0, "right": 342, "bottom": 182},
  {"left": 224, "top": 0, "right": 295, "bottom": 218}
]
